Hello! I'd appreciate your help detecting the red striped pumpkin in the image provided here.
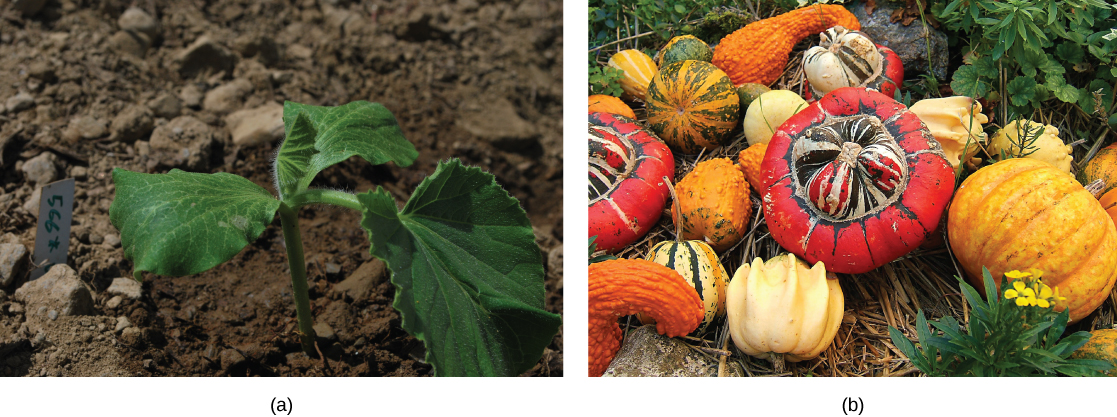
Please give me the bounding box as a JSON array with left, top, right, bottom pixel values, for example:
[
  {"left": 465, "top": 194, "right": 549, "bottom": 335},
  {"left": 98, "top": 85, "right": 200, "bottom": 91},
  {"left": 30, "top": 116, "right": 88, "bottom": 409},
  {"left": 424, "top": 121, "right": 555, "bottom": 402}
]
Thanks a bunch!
[{"left": 645, "top": 60, "right": 740, "bottom": 154}]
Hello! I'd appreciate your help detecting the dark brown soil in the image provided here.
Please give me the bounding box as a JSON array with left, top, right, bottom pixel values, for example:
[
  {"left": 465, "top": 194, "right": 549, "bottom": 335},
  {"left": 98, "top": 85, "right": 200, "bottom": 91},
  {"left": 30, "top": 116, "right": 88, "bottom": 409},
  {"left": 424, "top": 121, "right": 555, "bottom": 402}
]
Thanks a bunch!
[{"left": 0, "top": 0, "right": 562, "bottom": 376}]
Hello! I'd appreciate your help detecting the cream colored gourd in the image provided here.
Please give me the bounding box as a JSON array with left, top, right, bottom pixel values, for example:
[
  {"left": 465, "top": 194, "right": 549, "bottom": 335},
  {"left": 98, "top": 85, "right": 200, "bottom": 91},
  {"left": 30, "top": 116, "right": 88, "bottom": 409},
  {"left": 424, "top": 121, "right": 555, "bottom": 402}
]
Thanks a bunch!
[
  {"left": 989, "top": 119, "right": 1073, "bottom": 173},
  {"left": 908, "top": 96, "right": 989, "bottom": 172},
  {"left": 803, "top": 27, "right": 882, "bottom": 96},
  {"left": 725, "top": 253, "right": 844, "bottom": 362},
  {"left": 742, "top": 90, "right": 808, "bottom": 146}
]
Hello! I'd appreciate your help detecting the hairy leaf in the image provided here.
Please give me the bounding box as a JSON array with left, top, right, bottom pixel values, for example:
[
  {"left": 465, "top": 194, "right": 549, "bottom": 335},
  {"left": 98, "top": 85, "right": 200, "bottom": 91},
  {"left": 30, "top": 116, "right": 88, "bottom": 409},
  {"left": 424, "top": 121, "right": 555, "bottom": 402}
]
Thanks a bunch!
[
  {"left": 359, "top": 159, "right": 561, "bottom": 376},
  {"left": 110, "top": 169, "right": 280, "bottom": 280}
]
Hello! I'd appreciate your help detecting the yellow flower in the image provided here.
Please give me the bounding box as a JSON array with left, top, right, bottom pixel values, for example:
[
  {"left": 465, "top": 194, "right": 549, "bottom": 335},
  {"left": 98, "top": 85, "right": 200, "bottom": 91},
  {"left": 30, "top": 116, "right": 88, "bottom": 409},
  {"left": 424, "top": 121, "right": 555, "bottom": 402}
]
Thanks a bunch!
[
  {"left": 1005, "top": 270, "right": 1031, "bottom": 280},
  {"left": 1005, "top": 281, "right": 1039, "bottom": 306}
]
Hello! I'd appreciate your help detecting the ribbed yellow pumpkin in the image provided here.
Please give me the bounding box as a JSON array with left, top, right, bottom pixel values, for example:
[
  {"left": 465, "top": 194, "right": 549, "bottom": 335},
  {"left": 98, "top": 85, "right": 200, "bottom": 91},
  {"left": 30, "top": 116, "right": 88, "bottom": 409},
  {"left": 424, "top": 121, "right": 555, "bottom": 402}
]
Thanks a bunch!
[
  {"left": 645, "top": 60, "right": 740, "bottom": 154},
  {"left": 607, "top": 49, "right": 658, "bottom": 102},
  {"left": 948, "top": 158, "right": 1117, "bottom": 323}
]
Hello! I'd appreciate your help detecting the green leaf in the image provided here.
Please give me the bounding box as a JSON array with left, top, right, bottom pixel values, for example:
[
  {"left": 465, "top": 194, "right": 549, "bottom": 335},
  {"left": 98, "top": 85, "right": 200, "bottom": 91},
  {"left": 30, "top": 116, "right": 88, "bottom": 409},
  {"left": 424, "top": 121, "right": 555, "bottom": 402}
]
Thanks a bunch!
[
  {"left": 1007, "top": 76, "right": 1038, "bottom": 107},
  {"left": 1019, "top": 49, "right": 1045, "bottom": 77},
  {"left": 110, "top": 168, "right": 281, "bottom": 280},
  {"left": 359, "top": 159, "right": 561, "bottom": 376},
  {"left": 1056, "top": 42, "right": 1085, "bottom": 63},
  {"left": 276, "top": 101, "right": 418, "bottom": 200},
  {"left": 951, "top": 65, "right": 990, "bottom": 98},
  {"left": 1045, "top": 74, "right": 1081, "bottom": 102}
]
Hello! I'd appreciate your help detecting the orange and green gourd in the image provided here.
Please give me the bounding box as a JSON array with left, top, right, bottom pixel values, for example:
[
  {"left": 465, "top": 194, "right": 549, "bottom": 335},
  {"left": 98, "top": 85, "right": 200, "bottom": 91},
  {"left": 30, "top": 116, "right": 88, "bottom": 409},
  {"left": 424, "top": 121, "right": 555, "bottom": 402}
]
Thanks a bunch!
[
  {"left": 645, "top": 60, "right": 740, "bottom": 154},
  {"left": 712, "top": 4, "right": 860, "bottom": 86},
  {"left": 1070, "top": 329, "right": 1117, "bottom": 376},
  {"left": 656, "top": 35, "right": 714, "bottom": 67}
]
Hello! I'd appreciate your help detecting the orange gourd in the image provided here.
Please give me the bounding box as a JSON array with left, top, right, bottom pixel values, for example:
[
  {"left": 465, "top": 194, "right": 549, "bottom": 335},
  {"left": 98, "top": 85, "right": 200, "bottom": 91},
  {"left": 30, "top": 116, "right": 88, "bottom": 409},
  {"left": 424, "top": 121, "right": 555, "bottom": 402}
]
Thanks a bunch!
[
  {"left": 1081, "top": 143, "right": 1117, "bottom": 195},
  {"left": 588, "top": 95, "right": 636, "bottom": 119},
  {"left": 672, "top": 158, "right": 751, "bottom": 252},
  {"left": 737, "top": 142, "right": 768, "bottom": 193},
  {"left": 948, "top": 158, "right": 1117, "bottom": 323},
  {"left": 712, "top": 4, "right": 860, "bottom": 86}
]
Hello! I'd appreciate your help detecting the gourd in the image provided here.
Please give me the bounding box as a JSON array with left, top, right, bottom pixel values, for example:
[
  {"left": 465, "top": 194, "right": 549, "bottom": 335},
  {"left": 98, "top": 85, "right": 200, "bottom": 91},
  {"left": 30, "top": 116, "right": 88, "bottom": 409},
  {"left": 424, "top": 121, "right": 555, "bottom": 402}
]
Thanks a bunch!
[
  {"left": 656, "top": 35, "right": 714, "bottom": 67},
  {"left": 948, "top": 158, "right": 1117, "bottom": 324},
  {"left": 672, "top": 158, "right": 751, "bottom": 252},
  {"left": 588, "top": 94, "right": 636, "bottom": 119},
  {"left": 802, "top": 26, "right": 903, "bottom": 100},
  {"left": 737, "top": 83, "right": 771, "bottom": 109},
  {"left": 761, "top": 87, "right": 955, "bottom": 274},
  {"left": 908, "top": 96, "right": 989, "bottom": 173},
  {"left": 988, "top": 119, "right": 1073, "bottom": 173},
  {"left": 737, "top": 142, "right": 768, "bottom": 193},
  {"left": 608, "top": 49, "right": 658, "bottom": 102},
  {"left": 1080, "top": 143, "right": 1117, "bottom": 195},
  {"left": 742, "top": 90, "right": 808, "bottom": 146},
  {"left": 589, "top": 112, "right": 675, "bottom": 253},
  {"left": 712, "top": 4, "right": 860, "bottom": 86},
  {"left": 1069, "top": 329, "right": 1117, "bottom": 376},
  {"left": 643, "top": 178, "right": 730, "bottom": 335},
  {"left": 588, "top": 258, "right": 704, "bottom": 376},
  {"left": 725, "top": 253, "right": 844, "bottom": 362},
  {"left": 645, "top": 60, "right": 740, "bottom": 154}
]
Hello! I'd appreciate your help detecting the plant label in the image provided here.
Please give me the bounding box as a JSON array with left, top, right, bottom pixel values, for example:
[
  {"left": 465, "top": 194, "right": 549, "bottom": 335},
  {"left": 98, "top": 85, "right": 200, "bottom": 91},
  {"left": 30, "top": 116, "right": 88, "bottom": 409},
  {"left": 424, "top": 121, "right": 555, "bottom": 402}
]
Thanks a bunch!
[{"left": 30, "top": 178, "right": 75, "bottom": 280}]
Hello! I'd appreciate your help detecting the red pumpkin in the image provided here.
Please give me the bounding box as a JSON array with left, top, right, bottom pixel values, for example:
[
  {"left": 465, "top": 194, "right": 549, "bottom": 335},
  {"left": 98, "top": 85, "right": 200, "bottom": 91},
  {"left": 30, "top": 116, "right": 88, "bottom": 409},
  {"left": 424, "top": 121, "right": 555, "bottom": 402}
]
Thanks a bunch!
[
  {"left": 589, "top": 112, "right": 675, "bottom": 252},
  {"left": 761, "top": 87, "right": 955, "bottom": 274}
]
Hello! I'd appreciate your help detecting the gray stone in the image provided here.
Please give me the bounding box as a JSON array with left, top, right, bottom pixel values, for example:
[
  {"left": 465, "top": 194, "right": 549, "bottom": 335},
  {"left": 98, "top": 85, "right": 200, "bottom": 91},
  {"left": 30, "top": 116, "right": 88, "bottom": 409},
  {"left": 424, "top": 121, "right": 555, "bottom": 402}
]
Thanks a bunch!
[
  {"left": 106, "top": 278, "right": 142, "bottom": 300},
  {"left": 115, "top": 316, "right": 132, "bottom": 333},
  {"left": 21, "top": 152, "right": 59, "bottom": 185},
  {"left": 174, "top": 36, "right": 237, "bottom": 78},
  {"left": 104, "top": 295, "right": 123, "bottom": 309},
  {"left": 603, "top": 325, "right": 741, "bottom": 377},
  {"left": 457, "top": 94, "right": 539, "bottom": 154},
  {"left": 6, "top": 93, "right": 35, "bottom": 113},
  {"left": 22, "top": 187, "right": 41, "bottom": 217},
  {"left": 11, "top": 0, "right": 46, "bottom": 16},
  {"left": 313, "top": 322, "right": 336, "bottom": 342},
  {"left": 147, "top": 94, "right": 181, "bottom": 119},
  {"left": 202, "top": 79, "right": 252, "bottom": 114},
  {"left": 103, "top": 234, "right": 121, "bottom": 248},
  {"left": 120, "top": 326, "right": 144, "bottom": 347},
  {"left": 71, "top": 166, "right": 88, "bottom": 180},
  {"left": 106, "top": 30, "right": 150, "bottom": 57},
  {"left": 62, "top": 115, "right": 106, "bottom": 142},
  {"left": 180, "top": 84, "right": 204, "bottom": 108},
  {"left": 225, "top": 102, "right": 283, "bottom": 147},
  {"left": 118, "top": 7, "right": 158, "bottom": 39},
  {"left": 109, "top": 105, "right": 154, "bottom": 143},
  {"left": 849, "top": 1, "right": 949, "bottom": 81},
  {"left": 232, "top": 35, "right": 280, "bottom": 67},
  {"left": 12, "top": 265, "right": 94, "bottom": 318},
  {"left": 0, "top": 243, "right": 30, "bottom": 288},
  {"left": 219, "top": 349, "right": 246, "bottom": 371},
  {"left": 149, "top": 115, "right": 223, "bottom": 171},
  {"left": 329, "top": 259, "right": 387, "bottom": 302}
]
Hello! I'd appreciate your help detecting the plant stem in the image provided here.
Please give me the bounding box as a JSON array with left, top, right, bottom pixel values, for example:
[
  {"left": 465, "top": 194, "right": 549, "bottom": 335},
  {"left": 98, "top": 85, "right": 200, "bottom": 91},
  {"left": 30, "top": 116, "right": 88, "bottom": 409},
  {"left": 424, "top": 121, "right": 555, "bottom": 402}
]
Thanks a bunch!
[
  {"left": 277, "top": 202, "right": 318, "bottom": 356},
  {"left": 287, "top": 188, "right": 362, "bottom": 211}
]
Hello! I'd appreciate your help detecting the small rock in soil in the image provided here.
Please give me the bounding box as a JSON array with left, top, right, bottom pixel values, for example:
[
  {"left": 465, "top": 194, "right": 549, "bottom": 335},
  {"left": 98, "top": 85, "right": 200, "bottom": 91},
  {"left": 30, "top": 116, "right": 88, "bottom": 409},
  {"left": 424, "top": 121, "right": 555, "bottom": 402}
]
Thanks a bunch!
[
  {"left": 22, "top": 187, "right": 41, "bottom": 216},
  {"left": 62, "top": 115, "right": 107, "bottom": 142},
  {"left": 603, "top": 325, "right": 741, "bottom": 377},
  {"left": 114, "top": 316, "right": 132, "bottom": 333},
  {"left": 118, "top": 7, "right": 159, "bottom": 40},
  {"left": 27, "top": 61, "right": 56, "bottom": 84},
  {"left": 147, "top": 94, "right": 182, "bottom": 119},
  {"left": 179, "top": 84, "right": 204, "bottom": 108},
  {"left": 21, "top": 152, "right": 60, "bottom": 186},
  {"left": 149, "top": 115, "right": 225, "bottom": 171},
  {"left": 106, "top": 278, "right": 142, "bottom": 300},
  {"left": 174, "top": 35, "right": 237, "bottom": 78},
  {"left": 0, "top": 243, "right": 30, "bottom": 289},
  {"left": 232, "top": 35, "right": 280, "bottom": 67},
  {"left": 119, "top": 326, "right": 144, "bottom": 347},
  {"left": 219, "top": 349, "right": 246, "bottom": 371},
  {"left": 102, "top": 234, "right": 121, "bottom": 249},
  {"left": 104, "top": 295, "right": 123, "bottom": 309},
  {"left": 6, "top": 93, "right": 35, "bottom": 113},
  {"left": 106, "top": 30, "right": 151, "bottom": 57},
  {"left": 202, "top": 79, "right": 253, "bottom": 114},
  {"left": 225, "top": 102, "right": 283, "bottom": 147},
  {"left": 329, "top": 259, "right": 387, "bottom": 302},
  {"left": 849, "top": 2, "right": 949, "bottom": 81},
  {"left": 13, "top": 265, "right": 94, "bottom": 318},
  {"left": 109, "top": 105, "right": 154, "bottom": 143},
  {"left": 457, "top": 94, "right": 540, "bottom": 154},
  {"left": 71, "top": 166, "right": 88, "bottom": 180},
  {"left": 313, "top": 322, "right": 337, "bottom": 343}
]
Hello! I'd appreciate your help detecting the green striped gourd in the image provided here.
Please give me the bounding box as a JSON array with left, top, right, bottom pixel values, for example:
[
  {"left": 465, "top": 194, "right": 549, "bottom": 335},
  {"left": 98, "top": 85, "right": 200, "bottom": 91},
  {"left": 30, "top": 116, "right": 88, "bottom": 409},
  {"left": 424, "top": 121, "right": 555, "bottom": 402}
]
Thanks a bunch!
[
  {"left": 656, "top": 35, "right": 714, "bottom": 67},
  {"left": 645, "top": 60, "right": 740, "bottom": 154}
]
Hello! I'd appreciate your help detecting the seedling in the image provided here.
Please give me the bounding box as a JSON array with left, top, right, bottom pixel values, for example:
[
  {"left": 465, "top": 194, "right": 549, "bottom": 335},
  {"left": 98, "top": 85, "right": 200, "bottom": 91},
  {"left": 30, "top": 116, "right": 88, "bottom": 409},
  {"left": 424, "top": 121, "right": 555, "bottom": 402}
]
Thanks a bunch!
[{"left": 109, "top": 101, "right": 561, "bottom": 376}]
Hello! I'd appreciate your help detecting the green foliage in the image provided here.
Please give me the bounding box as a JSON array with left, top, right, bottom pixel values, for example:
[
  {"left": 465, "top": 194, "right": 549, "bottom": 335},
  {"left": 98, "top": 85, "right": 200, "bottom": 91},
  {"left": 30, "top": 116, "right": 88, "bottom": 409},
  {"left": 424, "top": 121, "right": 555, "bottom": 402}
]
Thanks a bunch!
[
  {"left": 888, "top": 268, "right": 1111, "bottom": 376},
  {"left": 588, "top": 236, "right": 618, "bottom": 264},
  {"left": 679, "top": 7, "right": 751, "bottom": 45},
  {"left": 589, "top": 0, "right": 724, "bottom": 50},
  {"left": 111, "top": 101, "right": 561, "bottom": 376},
  {"left": 935, "top": 0, "right": 1116, "bottom": 121},
  {"left": 589, "top": 61, "right": 627, "bottom": 96}
]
